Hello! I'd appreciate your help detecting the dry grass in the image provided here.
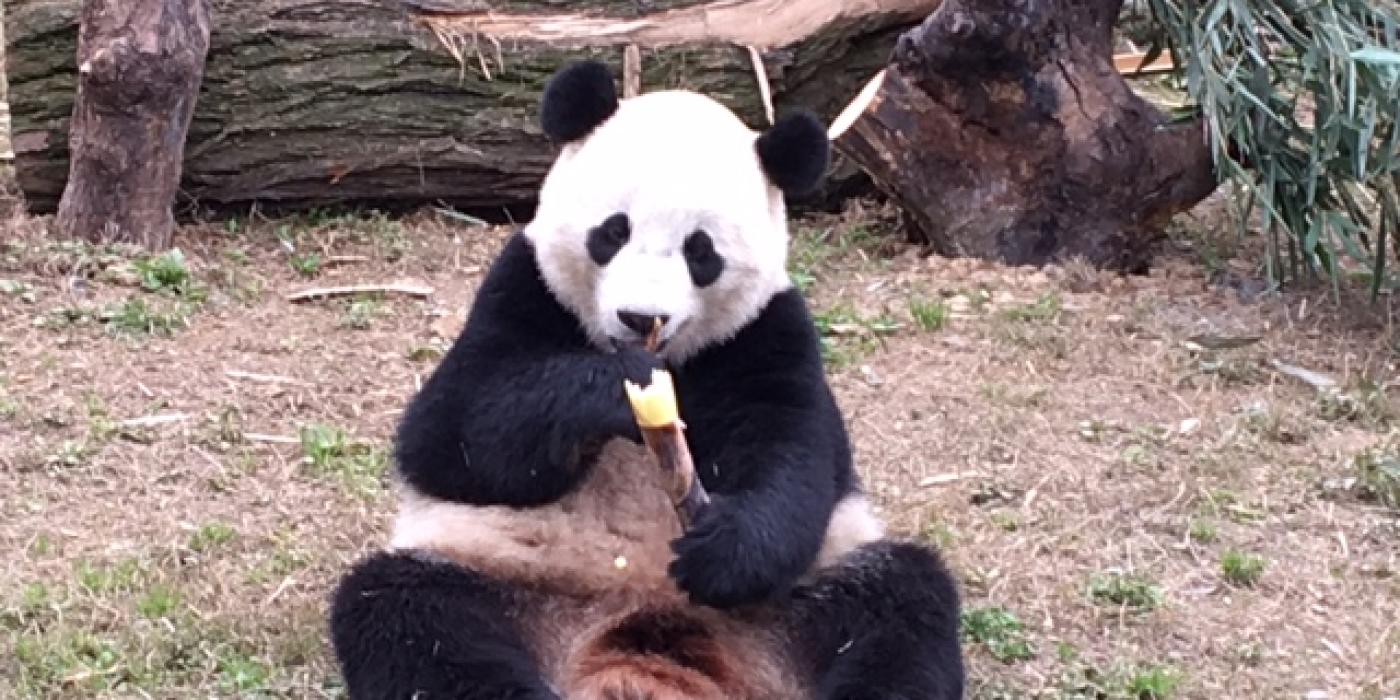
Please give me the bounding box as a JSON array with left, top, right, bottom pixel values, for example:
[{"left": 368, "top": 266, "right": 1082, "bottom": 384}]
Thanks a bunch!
[{"left": 0, "top": 200, "right": 1397, "bottom": 699}]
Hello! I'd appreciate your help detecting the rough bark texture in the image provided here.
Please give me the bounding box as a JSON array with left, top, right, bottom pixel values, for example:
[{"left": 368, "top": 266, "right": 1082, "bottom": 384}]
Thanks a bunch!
[
  {"left": 54, "top": 0, "right": 210, "bottom": 247},
  {"left": 835, "top": 0, "right": 1217, "bottom": 272},
  {"left": 6, "top": 0, "right": 936, "bottom": 218}
]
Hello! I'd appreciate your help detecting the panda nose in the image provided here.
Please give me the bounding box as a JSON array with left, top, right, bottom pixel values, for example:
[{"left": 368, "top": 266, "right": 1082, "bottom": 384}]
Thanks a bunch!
[{"left": 617, "top": 311, "right": 669, "bottom": 335}]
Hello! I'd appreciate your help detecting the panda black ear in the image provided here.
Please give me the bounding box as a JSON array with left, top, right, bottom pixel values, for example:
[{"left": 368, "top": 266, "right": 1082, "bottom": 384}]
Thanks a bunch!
[
  {"left": 540, "top": 60, "right": 619, "bottom": 145},
  {"left": 755, "top": 110, "right": 830, "bottom": 197}
]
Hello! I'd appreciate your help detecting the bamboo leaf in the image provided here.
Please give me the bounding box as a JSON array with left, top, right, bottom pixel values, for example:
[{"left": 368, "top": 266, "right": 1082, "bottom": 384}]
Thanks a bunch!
[{"left": 1351, "top": 47, "right": 1400, "bottom": 66}]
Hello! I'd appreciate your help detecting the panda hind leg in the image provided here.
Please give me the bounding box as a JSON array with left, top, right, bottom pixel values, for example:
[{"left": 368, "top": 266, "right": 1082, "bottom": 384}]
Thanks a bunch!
[
  {"left": 788, "top": 541, "right": 964, "bottom": 700},
  {"left": 329, "top": 551, "right": 559, "bottom": 700}
]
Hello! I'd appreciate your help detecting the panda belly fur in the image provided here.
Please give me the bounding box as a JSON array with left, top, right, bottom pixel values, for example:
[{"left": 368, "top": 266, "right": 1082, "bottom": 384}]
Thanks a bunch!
[{"left": 387, "top": 437, "right": 880, "bottom": 699}]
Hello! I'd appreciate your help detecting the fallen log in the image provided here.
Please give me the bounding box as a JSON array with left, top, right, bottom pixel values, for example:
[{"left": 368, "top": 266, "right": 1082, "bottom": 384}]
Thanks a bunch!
[
  {"left": 5, "top": 0, "right": 937, "bottom": 218},
  {"left": 832, "top": 0, "right": 1217, "bottom": 273}
]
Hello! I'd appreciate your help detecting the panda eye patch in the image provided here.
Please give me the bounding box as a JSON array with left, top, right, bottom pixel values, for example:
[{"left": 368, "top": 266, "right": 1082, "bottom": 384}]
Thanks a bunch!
[
  {"left": 682, "top": 231, "right": 724, "bottom": 288},
  {"left": 586, "top": 213, "right": 630, "bottom": 266}
]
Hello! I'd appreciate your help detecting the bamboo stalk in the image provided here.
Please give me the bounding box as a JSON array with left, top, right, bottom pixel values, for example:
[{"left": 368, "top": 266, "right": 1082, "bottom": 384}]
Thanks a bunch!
[{"left": 623, "top": 322, "right": 712, "bottom": 529}]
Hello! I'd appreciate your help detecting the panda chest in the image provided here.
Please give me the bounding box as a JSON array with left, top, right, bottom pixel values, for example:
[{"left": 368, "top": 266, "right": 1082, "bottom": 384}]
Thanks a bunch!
[{"left": 392, "top": 438, "right": 685, "bottom": 596}]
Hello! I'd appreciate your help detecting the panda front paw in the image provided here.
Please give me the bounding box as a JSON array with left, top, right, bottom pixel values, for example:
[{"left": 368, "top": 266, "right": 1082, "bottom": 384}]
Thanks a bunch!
[{"left": 667, "top": 501, "right": 782, "bottom": 608}]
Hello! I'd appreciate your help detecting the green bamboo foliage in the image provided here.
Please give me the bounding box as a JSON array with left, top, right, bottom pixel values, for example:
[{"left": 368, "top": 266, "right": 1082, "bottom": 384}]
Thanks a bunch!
[{"left": 1145, "top": 0, "right": 1400, "bottom": 294}]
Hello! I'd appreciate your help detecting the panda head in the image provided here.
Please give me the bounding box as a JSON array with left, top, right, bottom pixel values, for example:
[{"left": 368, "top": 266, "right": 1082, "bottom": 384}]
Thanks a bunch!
[{"left": 524, "top": 60, "right": 831, "bottom": 361}]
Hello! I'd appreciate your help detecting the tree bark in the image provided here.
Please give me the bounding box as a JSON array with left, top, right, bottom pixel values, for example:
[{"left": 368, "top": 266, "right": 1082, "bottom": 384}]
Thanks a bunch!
[
  {"left": 833, "top": 0, "right": 1217, "bottom": 273},
  {"left": 53, "top": 0, "right": 210, "bottom": 247},
  {"left": 6, "top": 0, "right": 937, "bottom": 219}
]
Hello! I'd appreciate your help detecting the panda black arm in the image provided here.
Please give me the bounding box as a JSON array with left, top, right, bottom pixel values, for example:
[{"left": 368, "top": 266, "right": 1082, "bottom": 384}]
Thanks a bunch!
[
  {"left": 670, "top": 289, "right": 852, "bottom": 608},
  {"left": 394, "top": 234, "right": 659, "bottom": 507}
]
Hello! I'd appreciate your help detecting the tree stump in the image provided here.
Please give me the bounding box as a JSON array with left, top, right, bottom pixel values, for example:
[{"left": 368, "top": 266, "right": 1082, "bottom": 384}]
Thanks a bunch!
[
  {"left": 833, "top": 0, "right": 1218, "bottom": 273},
  {"left": 54, "top": 0, "right": 210, "bottom": 248}
]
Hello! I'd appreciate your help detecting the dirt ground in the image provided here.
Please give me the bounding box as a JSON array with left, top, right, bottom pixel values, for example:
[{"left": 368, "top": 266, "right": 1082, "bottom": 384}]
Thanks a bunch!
[{"left": 0, "top": 198, "right": 1396, "bottom": 700}]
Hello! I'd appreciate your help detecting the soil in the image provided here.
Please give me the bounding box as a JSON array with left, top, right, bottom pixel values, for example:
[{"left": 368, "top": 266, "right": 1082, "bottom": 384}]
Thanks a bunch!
[{"left": 0, "top": 199, "right": 1396, "bottom": 699}]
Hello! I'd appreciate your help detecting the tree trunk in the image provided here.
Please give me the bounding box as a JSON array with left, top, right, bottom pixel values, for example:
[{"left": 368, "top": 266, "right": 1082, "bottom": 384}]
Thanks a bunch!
[
  {"left": 53, "top": 0, "right": 210, "bottom": 247},
  {"left": 833, "top": 0, "right": 1217, "bottom": 273},
  {"left": 6, "top": 0, "right": 938, "bottom": 219}
]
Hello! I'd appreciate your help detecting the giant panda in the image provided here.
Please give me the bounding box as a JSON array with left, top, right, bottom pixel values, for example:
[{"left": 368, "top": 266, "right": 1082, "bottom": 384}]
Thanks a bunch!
[{"left": 329, "top": 60, "right": 965, "bottom": 700}]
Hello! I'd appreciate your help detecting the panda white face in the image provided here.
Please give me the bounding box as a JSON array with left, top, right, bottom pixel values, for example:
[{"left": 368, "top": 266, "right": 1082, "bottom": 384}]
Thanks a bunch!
[{"left": 525, "top": 91, "right": 794, "bottom": 362}]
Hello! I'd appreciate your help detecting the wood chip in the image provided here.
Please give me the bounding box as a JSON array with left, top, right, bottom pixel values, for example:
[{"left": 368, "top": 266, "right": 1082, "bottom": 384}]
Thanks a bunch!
[
  {"left": 1270, "top": 359, "right": 1339, "bottom": 389},
  {"left": 286, "top": 281, "right": 432, "bottom": 303},
  {"left": 245, "top": 433, "right": 300, "bottom": 445},
  {"left": 117, "top": 413, "right": 189, "bottom": 429},
  {"left": 225, "top": 369, "right": 312, "bottom": 386}
]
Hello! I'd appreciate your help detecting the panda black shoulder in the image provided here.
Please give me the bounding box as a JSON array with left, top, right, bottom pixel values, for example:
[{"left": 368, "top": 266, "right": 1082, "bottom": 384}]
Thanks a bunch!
[
  {"left": 426, "top": 233, "right": 590, "bottom": 354},
  {"left": 391, "top": 232, "right": 621, "bottom": 507},
  {"left": 675, "top": 288, "right": 856, "bottom": 497},
  {"left": 685, "top": 289, "right": 828, "bottom": 383}
]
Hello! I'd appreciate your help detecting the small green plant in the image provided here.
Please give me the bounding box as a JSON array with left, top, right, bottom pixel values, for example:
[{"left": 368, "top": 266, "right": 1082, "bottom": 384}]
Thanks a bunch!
[
  {"left": 961, "top": 606, "right": 1036, "bottom": 663},
  {"left": 28, "top": 533, "right": 53, "bottom": 557},
  {"left": 989, "top": 511, "right": 1020, "bottom": 532},
  {"left": 1221, "top": 550, "right": 1266, "bottom": 586},
  {"left": 909, "top": 298, "right": 949, "bottom": 332},
  {"left": 104, "top": 298, "right": 191, "bottom": 336},
  {"left": 189, "top": 522, "right": 238, "bottom": 553},
  {"left": 407, "top": 344, "right": 445, "bottom": 363},
  {"left": 1088, "top": 572, "right": 1163, "bottom": 612},
  {"left": 964, "top": 288, "right": 993, "bottom": 312},
  {"left": 21, "top": 582, "right": 52, "bottom": 613},
  {"left": 136, "top": 585, "right": 181, "bottom": 619},
  {"left": 812, "top": 303, "right": 899, "bottom": 369},
  {"left": 342, "top": 298, "right": 383, "bottom": 330},
  {"left": 1126, "top": 664, "right": 1183, "bottom": 699},
  {"left": 1353, "top": 439, "right": 1400, "bottom": 510},
  {"left": 1000, "top": 292, "right": 1062, "bottom": 323},
  {"left": 217, "top": 648, "right": 270, "bottom": 693},
  {"left": 290, "top": 252, "right": 322, "bottom": 278},
  {"left": 47, "top": 439, "right": 94, "bottom": 468},
  {"left": 133, "top": 249, "right": 192, "bottom": 294},
  {"left": 1188, "top": 518, "right": 1218, "bottom": 544},
  {"left": 75, "top": 558, "right": 146, "bottom": 595},
  {"left": 298, "top": 424, "right": 389, "bottom": 496},
  {"left": 224, "top": 248, "right": 251, "bottom": 266},
  {"left": 920, "top": 517, "right": 957, "bottom": 550},
  {"left": 790, "top": 269, "right": 817, "bottom": 294},
  {"left": 300, "top": 424, "right": 351, "bottom": 470},
  {"left": 0, "top": 278, "right": 36, "bottom": 303}
]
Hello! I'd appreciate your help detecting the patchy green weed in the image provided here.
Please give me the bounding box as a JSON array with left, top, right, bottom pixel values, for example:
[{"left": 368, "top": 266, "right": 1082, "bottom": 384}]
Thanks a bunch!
[
  {"left": 961, "top": 606, "right": 1036, "bottom": 663},
  {"left": 1057, "top": 658, "right": 1185, "bottom": 699},
  {"left": 909, "top": 297, "right": 949, "bottom": 332},
  {"left": 189, "top": 522, "right": 238, "bottom": 553},
  {"left": 290, "top": 252, "right": 322, "bottom": 278},
  {"left": 342, "top": 297, "right": 385, "bottom": 330},
  {"left": 1000, "top": 292, "right": 1063, "bottom": 323},
  {"left": 103, "top": 298, "right": 193, "bottom": 337},
  {"left": 1126, "top": 664, "right": 1184, "bottom": 699},
  {"left": 136, "top": 585, "right": 182, "bottom": 619},
  {"left": 1188, "top": 518, "right": 1219, "bottom": 544},
  {"left": 812, "top": 304, "right": 898, "bottom": 369},
  {"left": 1221, "top": 550, "right": 1266, "bottom": 586},
  {"left": 298, "top": 424, "right": 390, "bottom": 497},
  {"left": 132, "top": 249, "right": 194, "bottom": 295},
  {"left": 1352, "top": 438, "right": 1400, "bottom": 509},
  {"left": 75, "top": 558, "right": 148, "bottom": 596},
  {"left": 1088, "top": 572, "right": 1163, "bottom": 612}
]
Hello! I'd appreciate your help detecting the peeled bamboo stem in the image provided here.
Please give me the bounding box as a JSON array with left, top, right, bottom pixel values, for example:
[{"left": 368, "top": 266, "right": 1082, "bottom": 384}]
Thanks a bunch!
[{"left": 623, "top": 323, "right": 713, "bottom": 529}]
